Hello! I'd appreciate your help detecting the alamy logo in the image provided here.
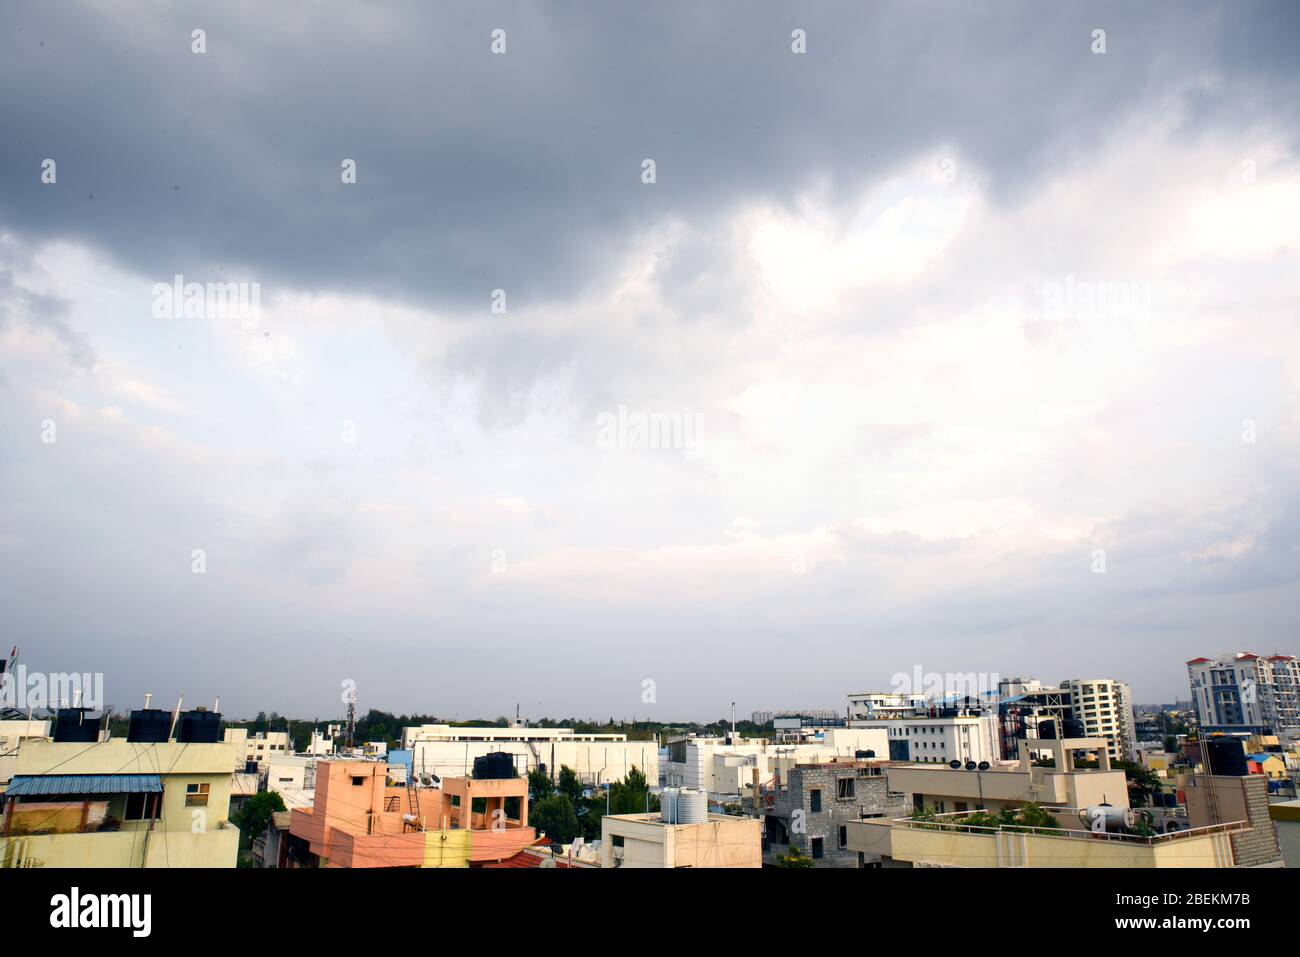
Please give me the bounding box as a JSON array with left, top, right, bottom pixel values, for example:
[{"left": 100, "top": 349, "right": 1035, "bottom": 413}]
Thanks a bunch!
[
  {"left": 595, "top": 405, "right": 701, "bottom": 451},
  {"left": 151, "top": 274, "right": 261, "bottom": 329},
  {"left": 1241, "top": 677, "right": 1257, "bottom": 705},
  {"left": 0, "top": 666, "right": 103, "bottom": 711},
  {"left": 50, "top": 887, "right": 151, "bottom": 938},
  {"left": 890, "top": 666, "right": 1001, "bottom": 703}
]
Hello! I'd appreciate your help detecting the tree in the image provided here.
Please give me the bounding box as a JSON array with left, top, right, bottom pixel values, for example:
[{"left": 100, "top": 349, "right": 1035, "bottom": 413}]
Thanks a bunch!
[
  {"left": 1009, "top": 802, "right": 1057, "bottom": 830},
  {"left": 777, "top": 846, "right": 815, "bottom": 868},
  {"left": 531, "top": 795, "right": 580, "bottom": 844},
  {"left": 608, "top": 765, "right": 658, "bottom": 815},
  {"left": 558, "top": 765, "right": 584, "bottom": 806},
  {"left": 234, "top": 791, "right": 286, "bottom": 846},
  {"left": 1114, "top": 760, "right": 1162, "bottom": 807},
  {"left": 527, "top": 767, "right": 554, "bottom": 801}
]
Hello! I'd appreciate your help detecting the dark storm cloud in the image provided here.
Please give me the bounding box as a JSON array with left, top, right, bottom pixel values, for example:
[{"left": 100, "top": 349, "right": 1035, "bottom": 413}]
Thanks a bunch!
[{"left": 2, "top": 0, "right": 1296, "bottom": 313}]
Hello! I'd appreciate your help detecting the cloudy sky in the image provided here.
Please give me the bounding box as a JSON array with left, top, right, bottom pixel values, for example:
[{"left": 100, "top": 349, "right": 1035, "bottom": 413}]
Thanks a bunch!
[{"left": 1, "top": 1, "right": 1298, "bottom": 722}]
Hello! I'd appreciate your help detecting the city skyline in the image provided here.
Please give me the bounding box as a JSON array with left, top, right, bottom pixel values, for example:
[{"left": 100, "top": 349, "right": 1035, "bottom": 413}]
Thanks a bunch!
[{"left": 2, "top": 1, "right": 1299, "bottom": 719}]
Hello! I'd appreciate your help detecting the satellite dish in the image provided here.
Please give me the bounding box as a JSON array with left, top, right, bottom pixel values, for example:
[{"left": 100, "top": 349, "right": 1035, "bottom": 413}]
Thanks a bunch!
[
  {"left": 948, "top": 760, "right": 962, "bottom": 769},
  {"left": 977, "top": 761, "right": 990, "bottom": 771}
]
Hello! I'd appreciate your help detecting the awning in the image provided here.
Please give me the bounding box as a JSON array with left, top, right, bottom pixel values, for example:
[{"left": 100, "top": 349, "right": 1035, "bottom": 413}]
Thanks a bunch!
[{"left": 4, "top": 773, "right": 163, "bottom": 797}]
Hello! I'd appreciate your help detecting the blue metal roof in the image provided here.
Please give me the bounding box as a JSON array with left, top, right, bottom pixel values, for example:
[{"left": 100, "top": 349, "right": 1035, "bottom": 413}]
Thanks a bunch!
[{"left": 4, "top": 773, "right": 163, "bottom": 797}]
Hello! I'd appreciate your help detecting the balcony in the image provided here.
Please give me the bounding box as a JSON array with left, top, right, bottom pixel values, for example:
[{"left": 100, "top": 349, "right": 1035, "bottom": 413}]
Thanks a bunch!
[{"left": 847, "top": 810, "right": 1247, "bottom": 868}]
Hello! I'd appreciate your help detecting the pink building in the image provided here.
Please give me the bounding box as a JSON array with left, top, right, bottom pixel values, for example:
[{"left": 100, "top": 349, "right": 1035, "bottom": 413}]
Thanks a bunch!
[{"left": 289, "top": 761, "right": 536, "bottom": 867}]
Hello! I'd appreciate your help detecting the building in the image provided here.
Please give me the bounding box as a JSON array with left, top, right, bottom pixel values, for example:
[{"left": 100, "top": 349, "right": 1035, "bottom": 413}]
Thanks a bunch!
[
  {"left": 266, "top": 754, "right": 317, "bottom": 811},
  {"left": 288, "top": 759, "right": 536, "bottom": 867},
  {"left": 1268, "top": 799, "right": 1300, "bottom": 867},
  {"left": 890, "top": 736, "right": 1130, "bottom": 817},
  {"left": 1188, "top": 653, "right": 1300, "bottom": 739},
  {"left": 251, "top": 811, "right": 291, "bottom": 868},
  {"left": 600, "top": 808, "right": 761, "bottom": 868},
  {"left": 846, "top": 691, "right": 927, "bottom": 722},
  {"left": 1058, "top": 678, "right": 1137, "bottom": 762},
  {"left": 0, "top": 734, "right": 240, "bottom": 868},
  {"left": 662, "top": 728, "right": 889, "bottom": 799},
  {"left": 1246, "top": 753, "right": 1287, "bottom": 780},
  {"left": 0, "top": 718, "right": 51, "bottom": 786},
  {"left": 851, "top": 708, "right": 999, "bottom": 765},
  {"left": 845, "top": 738, "right": 1258, "bottom": 869},
  {"left": 995, "top": 677, "right": 1071, "bottom": 760},
  {"left": 401, "top": 724, "right": 658, "bottom": 786},
  {"left": 1183, "top": 770, "right": 1282, "bottom": 866},
  {"left": 228, "top": 770, "right": 260, "bottom": 817},
  {"left": 306, "top": 726, "right": 339, "bottom": 756},
  {"left": 847, "top": 807, "right": 1246, "bottom": 868},
  {"left": 231, "top": 730, "right": 291, "bottom": 767},
  {"left": 762, "top": 758, "right": 908, "bottom": 867},
  {"left": 484, "top": 837, "right": 598, "bottom": 868},
  {"left": 752, "top": 708, "right": 841, "bottom": 725}
]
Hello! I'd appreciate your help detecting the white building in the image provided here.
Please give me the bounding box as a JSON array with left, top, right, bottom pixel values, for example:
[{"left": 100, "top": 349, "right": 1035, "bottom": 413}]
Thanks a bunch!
[
  {"left": 265, "top": 754, "right": 316, "bottom": 810},
  {"left": 1188, "top": 653, "right": 1300, "bottom": 739},
  {"left": 225, "top": 729, "right": 292, "bottom": 767},
  {"left": 306, "top": 726, "right": 338, "bottom": 756},
  {"left": 400, "top": 724, "right": 659, "bottom": 786},
  {"left": 1059, "top": 678, "right": 1136, "bottom": 762},
  {"left": 846, "top": 692, "right": 927, "bottom": 722},
  {"left": 853, "top": 712, "right": 999, "bottom": 765},
  {"left": 661, "top": 728, "right": 889, "bottom": 798}
]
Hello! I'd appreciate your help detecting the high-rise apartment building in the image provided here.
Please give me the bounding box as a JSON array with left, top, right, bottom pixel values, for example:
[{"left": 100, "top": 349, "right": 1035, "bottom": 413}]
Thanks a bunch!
[
  {"left": 1058, "top": 678, "right": 1136, "bottom": 762},
  {"left": 1187, "top": 653, "right": 1300, "bottom": 738}
]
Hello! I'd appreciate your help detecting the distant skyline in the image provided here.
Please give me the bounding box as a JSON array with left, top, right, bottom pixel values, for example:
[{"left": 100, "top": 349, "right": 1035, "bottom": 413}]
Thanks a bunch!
[{"left": 2, "top": 2, "right": 1299, "bottom": 721}]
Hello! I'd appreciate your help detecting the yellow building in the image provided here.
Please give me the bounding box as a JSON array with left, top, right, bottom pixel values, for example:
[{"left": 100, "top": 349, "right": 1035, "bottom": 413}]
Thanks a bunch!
[
  {"left": 1247, "top": 753, "right": 1287, "bottom": 780},
  {"left": 0, "top": 738, "right": 240, "bottom": 868},
  {"left": 847, "top": 811, "right": 1243, "bottom": 867}
]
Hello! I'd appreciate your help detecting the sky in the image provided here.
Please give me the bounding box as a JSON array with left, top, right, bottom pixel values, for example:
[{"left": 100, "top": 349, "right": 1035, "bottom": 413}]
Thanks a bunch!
[{"left": 1, "top": 1, "right": 1298, "bottom": 722}]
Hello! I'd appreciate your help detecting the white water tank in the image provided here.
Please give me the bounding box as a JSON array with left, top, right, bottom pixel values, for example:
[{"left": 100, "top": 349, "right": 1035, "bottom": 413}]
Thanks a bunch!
[
  {"left": 661, "top": 787, "right": 707, "bottom": 825},
  {"left": 660, "top": 788, "right": 679, "bottom": 823}
]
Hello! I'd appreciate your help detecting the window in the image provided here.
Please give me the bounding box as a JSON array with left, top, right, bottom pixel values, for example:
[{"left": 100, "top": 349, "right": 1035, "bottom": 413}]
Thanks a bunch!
[
  {"left": 811, "top": 837, "right": 824, "bottom": 859},
  {"left": 839, "top": 825, "right": 847, "bottom": 848},
  {"left": 351, "top": 776, "right": 366, "bottom": 786},
  {"left": 810, "top": 789, "right": 822, "bottom": 813},
  {"left": 185, "top": 783, "right": 210, "bottom": 807},
  {"left": 125, "top": 792, "right": 160, "bottom": 821},
  {"left": 836, "top": 777, "right": 855, "bottom": 800}
]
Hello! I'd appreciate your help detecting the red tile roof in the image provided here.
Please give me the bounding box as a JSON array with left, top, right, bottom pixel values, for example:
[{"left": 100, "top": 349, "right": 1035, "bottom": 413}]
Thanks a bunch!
[{"left": 484, "top": 849, "right": 576, "bottom": 868}]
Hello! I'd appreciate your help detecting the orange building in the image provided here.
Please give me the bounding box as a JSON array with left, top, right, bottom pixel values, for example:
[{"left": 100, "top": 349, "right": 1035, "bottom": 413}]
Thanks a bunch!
[{"left": 289, "top": 760, "right": 536, "bottom": 867}]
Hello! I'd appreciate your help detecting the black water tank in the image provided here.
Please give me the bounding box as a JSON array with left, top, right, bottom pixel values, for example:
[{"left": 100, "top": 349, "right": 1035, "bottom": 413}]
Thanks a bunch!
[
  {"left": 1038, "top": 719, "right": 1058, "bottom": 739},
  {"left": 1205, "top": 738, "right": 1248, "bottom": 776},
  {"left": 1063, "top": 719, "right": 1086, "bottom": 738},
  {"left": 53, "top": 708, "right": 101, "bottom": 742},
  {"left": 855, "top": 749, "right": 876, "bottom": 759},
  {"left": 472, "top": 751, "right": 516, "bottom": 779},
  {"left": 127, "top": 709, "right": 171, "bottom": 743},
  {"left": 176, "top": 709, "right": 223, "bottom": 743}
]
